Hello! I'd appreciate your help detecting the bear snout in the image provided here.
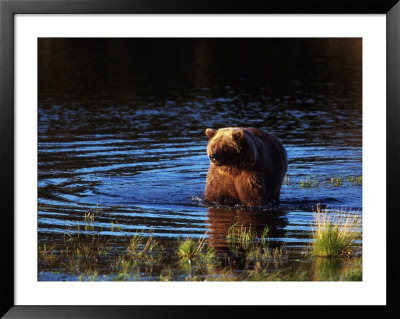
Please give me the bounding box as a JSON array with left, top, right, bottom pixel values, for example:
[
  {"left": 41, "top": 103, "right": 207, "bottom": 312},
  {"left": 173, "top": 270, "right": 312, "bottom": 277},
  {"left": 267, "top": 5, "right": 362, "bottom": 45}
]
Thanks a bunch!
[
  {"left": 209, "top": 153, "right": 233, "bottom": 167},
  {"left": 209, "top": 153, "right": 225, "bottom": 166},
  {"left": 209, "top": 154, "right": 217, "bottom": 162}
]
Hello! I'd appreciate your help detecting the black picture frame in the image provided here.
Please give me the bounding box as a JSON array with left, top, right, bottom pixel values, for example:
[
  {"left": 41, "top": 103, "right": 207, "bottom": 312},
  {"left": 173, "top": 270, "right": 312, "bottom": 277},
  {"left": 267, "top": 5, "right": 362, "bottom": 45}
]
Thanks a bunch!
[{"left": 1, "top": 0, "right": 399, "bottom": 318}]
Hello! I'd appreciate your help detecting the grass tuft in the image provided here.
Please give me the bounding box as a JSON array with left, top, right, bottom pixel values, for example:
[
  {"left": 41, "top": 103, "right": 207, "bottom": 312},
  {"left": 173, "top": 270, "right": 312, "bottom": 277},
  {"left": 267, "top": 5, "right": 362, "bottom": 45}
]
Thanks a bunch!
[
  {"left": 227, "top": 224, "right": 257, "bottom": 251},
  {"left": 177, "top": 237, "right": 206, "bottom": 263},
  {"left": 312, "top": 211, "right": 361, "bottom": 257}
]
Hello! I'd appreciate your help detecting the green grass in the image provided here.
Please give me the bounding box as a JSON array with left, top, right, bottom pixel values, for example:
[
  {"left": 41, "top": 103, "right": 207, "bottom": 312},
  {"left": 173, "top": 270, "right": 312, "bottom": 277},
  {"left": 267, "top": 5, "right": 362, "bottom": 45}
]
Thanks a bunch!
[
  {"left": 225, "top": 223, "right": 286, "bottom": 274},
  {"left": 176, "top": 237, "right": 219, "bottom": 279},
  {"left": 177, "top": 237, "right": 207, "bottom": 263},
  {"left": 261, "top": 225, "right": 270, "bottom": 245},
  {"left": 226, "top": 224, "right": 270, "bottom": 248},
  {"left": 226, "top": 224, "right": 257, "bottom": 250},
  {"left": 312, "top": 211, "right": 361, "bottom": 257}
]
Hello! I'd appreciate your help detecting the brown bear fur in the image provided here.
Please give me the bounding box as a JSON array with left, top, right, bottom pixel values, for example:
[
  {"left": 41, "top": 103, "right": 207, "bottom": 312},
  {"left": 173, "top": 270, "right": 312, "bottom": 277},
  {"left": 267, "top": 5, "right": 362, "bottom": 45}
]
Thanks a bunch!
[{"left": 204, "top": 127, "right": 287, "bottom": 206}]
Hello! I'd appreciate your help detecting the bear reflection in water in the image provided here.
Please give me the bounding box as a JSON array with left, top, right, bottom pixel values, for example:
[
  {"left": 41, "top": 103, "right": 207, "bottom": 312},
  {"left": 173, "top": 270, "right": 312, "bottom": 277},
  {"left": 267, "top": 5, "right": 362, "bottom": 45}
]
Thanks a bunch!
[
  {"left": 206, "top": 207, "right": 288, "bottom": 254},
  {"left": 205, "top": 127, "right": 287, "bottom": 207}
]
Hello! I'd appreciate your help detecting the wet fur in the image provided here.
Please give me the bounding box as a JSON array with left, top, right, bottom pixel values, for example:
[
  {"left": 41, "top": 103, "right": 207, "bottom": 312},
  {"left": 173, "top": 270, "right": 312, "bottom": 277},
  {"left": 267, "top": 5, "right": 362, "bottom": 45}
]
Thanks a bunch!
[{"left": 205, "top": 127, "right": 287, "bottom": 206}]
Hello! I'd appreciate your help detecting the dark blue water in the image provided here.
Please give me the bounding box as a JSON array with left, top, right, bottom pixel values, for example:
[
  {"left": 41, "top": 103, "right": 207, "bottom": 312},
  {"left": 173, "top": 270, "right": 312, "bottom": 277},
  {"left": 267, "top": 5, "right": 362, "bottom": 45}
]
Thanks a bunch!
[{"left": 38, "top": 38, "right": 362, "bottom": 256}]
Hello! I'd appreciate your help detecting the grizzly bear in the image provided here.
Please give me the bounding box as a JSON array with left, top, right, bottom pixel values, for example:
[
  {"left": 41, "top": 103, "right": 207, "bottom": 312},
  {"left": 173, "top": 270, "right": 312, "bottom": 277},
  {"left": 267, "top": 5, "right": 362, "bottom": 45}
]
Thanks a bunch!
[{"left": 204, "top": 127, "right": 287, "bottom": 207}]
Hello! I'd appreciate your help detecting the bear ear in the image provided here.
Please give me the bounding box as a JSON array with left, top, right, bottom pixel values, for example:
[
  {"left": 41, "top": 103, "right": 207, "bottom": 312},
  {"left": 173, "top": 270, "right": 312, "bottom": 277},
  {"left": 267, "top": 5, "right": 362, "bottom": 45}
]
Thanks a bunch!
[
  {"left": 232, "top": 129, "right": 244, "bottom": 141},
  {"left": 205, "top": 128, "right": 216, "bottom": 139}
]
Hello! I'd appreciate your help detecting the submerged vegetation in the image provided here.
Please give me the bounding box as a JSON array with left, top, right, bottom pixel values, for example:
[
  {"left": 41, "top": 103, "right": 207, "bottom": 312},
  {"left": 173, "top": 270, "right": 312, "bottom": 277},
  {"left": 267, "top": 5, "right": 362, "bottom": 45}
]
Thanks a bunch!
[{"left": 38, "top": 207, "right": 362, "bottom": 281}]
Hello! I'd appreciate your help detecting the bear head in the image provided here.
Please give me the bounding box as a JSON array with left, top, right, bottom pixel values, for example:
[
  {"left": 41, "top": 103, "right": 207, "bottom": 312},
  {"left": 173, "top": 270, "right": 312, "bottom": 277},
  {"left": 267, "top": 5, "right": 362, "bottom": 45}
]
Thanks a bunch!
[{"left": 205, "top": 127, "right": 258, "bottom": 169}]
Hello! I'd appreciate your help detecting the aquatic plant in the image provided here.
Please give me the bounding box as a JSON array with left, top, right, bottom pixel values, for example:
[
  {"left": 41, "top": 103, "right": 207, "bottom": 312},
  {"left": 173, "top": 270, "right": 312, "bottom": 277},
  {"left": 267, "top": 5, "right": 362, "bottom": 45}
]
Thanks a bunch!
[
  {"left": 313, "top": 203, "right": 322, "bottom": 213},
  {"left": 330, "top": 177, "right": 343, "bottom": 187},
  {"left": 297, "top": 175, "right": 362, "bottom": 188},
  {"left": 38, "top": 221, "right": 362, "bottom": 281},
  {"left": 225, "top": 223, "right": 286, "bottom": 276},
  {"left": 177, "top": 237, "right": 206, "bottom": 263},
  {"left": 127, "top": 233, "right": 143, "bottom": 254},
  {"left": 226, "top": 224, "right": 257, "bottom": 251},
  {"left": 84, "top": 212, "right": 95, "bottom": 223},
  {"left": 300, "top": 176, "right": 320, "bottom": 188},
  {"left": 177, "top": 237, "right": 218, "bottom": 278},
  {"left": 226, "top": 223, "right": 271, "bottom": 250},
  {"left": 38, "top": 244, "right": 56, "bottom": 266},
  {"left": 312, "top": 212, "right": 361, "bottom": 257},
  {"left": 260, "top": 225, "right": 270, "bottom": 245},
  {"left": 348, "top": 176, "right": 362, "bottom": 186},
  {"left": 110, "top": 219, "right": 122, "bottom": 232},
  {"left": 82, "top": 211, "right": 96, "bottom": 232}
]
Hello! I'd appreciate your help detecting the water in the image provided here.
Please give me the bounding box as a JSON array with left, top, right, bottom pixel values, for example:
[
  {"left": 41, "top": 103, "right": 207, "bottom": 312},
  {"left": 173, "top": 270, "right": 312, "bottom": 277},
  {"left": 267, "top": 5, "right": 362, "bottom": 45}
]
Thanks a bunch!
[{"left": 38, "top": 38, "right": 362, "bottom": 280}]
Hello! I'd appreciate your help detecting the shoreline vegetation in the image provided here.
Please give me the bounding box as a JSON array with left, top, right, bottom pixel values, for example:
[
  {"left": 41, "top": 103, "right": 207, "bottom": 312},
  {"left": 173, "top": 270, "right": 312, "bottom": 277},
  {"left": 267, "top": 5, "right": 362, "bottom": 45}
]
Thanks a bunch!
[{"left": 38, "top": 205, "right": 362, "bottom": 282}]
